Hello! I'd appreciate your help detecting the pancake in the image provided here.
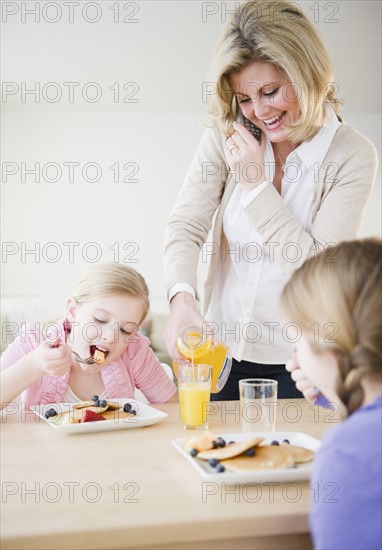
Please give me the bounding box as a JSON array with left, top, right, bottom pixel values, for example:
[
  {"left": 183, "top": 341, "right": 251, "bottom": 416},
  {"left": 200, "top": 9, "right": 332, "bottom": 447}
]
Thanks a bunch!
[
  {"left": 197, "top": 438, "right": 264, "bottom": 460},
  {"left": 102, "top": 409, "right": 136, "bottom": 421},
  {"left": 48, "top": 408, "right": 83, "bottom": 425},
  {"left": 223, "top": 445, "right": 295, "bottom": 471},
  {"left": 282, "top": 444, "right": 315, "bottom": 464},
  {"left": 94, "top": 348, "right": 106, "bottom": 364},
  {"left": 184, "top": 431, "right": 219, "bottom": 452}
]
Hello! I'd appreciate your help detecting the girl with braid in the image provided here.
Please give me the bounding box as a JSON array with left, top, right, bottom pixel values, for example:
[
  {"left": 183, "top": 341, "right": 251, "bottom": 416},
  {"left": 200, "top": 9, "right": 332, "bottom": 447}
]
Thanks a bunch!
[{"left": 280, "top": 239, "right": 382, "bottom": 550}]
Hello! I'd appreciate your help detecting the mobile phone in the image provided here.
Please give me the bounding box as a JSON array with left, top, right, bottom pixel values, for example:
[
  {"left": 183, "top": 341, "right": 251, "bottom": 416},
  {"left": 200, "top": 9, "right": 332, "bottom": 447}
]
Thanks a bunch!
[
  {"left": 236, "top": 109, "right": 262, "bottom": 144},
  {"left": 242, "top": 115, "right": 262, "bottom": 144}
]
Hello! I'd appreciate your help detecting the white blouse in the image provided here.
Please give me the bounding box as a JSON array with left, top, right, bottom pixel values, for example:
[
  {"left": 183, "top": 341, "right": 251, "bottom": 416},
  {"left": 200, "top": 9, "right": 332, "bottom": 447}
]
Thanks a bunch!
[{"left": 171, "top": 107, "right": 340, "bottom": 364}]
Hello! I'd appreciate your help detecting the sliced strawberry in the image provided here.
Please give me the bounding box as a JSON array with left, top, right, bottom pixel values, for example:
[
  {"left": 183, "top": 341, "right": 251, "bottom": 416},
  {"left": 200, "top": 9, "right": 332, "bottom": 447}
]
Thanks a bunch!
[{"left": 81, "top": 409, "right": 106, "bottom": 423}]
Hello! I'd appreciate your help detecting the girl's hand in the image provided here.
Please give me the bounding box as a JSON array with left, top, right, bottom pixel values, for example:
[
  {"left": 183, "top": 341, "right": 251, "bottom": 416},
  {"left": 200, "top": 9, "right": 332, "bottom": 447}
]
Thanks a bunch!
[
  {"left": 285, "top": 354, "right": 318, "bottom": 403},
  {"left": 223, "top": 121, "right": 266, "bottom": 193},
  {"left": 165, "top": 292, "right": 210, "bottom": 362},
  {"left": 31, "top": 339, "right": 73, "bottom": 377}
]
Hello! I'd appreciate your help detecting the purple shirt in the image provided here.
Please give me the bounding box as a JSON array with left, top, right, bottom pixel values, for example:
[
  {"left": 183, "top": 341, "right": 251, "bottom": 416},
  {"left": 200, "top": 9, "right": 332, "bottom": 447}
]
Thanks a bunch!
[{"left": 311, "top": 394, "right": 382, "bottom": 549}]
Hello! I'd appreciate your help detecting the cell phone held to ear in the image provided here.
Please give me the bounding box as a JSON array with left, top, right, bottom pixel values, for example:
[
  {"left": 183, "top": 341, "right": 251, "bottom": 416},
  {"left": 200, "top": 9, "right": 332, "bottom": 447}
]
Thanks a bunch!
[{"left": 242, "top": 116, "right": 262, "bottom": 144}]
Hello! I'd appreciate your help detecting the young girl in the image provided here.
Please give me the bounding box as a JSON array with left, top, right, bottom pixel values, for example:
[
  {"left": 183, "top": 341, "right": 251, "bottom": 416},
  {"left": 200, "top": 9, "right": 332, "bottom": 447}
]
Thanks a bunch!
[
  {"left": 280, "top": 239, "right": 382, "bottom": 550},
  {"left": 1, "top": 263, "right": 178, "bottom": 409}
]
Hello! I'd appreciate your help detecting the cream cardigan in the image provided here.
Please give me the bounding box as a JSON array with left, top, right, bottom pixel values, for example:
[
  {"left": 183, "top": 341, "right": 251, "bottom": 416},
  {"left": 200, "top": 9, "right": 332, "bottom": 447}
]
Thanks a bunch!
[{"left": 164, "top": 121, "right": 378, "bottom": 314}]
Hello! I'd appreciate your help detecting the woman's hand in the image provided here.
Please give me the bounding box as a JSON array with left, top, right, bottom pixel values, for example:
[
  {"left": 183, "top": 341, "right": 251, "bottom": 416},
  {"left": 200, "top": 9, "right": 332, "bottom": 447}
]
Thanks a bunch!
[
  {"left": 31, "top": 339, "right": 73, "bottom": 377},
  {"left": 285, "top": 353, "right": 318, "bottom": 403},
  {"left": 165, "top": 292, "right": 209, "bottom": 362},
  {"left": 223, "top": 121, "right": 266, "bottom": 193}
]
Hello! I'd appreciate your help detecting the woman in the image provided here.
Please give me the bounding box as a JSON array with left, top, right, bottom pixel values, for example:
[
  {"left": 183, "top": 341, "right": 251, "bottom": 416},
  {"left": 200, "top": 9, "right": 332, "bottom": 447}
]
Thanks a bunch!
[{"left": 164, "top": 0, "right": 378, "bottom": 399}]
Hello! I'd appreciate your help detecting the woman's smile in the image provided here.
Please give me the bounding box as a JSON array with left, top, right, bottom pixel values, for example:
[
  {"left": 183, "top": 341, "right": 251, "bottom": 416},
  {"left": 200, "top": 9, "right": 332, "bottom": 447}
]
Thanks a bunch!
[
  {"left": 262, "top": 111, "right": 287, "bottom": 130},
  {"left": 231, "top": 61, "right": 300, "bottom": 143}
]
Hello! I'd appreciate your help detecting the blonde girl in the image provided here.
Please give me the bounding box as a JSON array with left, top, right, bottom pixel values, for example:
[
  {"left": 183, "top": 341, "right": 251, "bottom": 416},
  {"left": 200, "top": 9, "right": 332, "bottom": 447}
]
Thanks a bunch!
[
  {"left": 280, "top": 239, "right": 382, "bottom": 549},
  {"left": 1, "top": 263, "right": 177, "bottom": 409}
]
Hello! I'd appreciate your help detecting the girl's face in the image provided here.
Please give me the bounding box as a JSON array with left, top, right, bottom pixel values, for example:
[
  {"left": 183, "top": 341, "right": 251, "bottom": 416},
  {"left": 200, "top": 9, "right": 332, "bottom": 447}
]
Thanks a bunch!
[
  {"left": 66, "top": 293, "right": 145, "bottom": 374},
  {"left": 295, "top": 336, "right": 339, "bottom": 402},
  {"left": 231, "top": 61, "right": 301, "bottom": 144}
]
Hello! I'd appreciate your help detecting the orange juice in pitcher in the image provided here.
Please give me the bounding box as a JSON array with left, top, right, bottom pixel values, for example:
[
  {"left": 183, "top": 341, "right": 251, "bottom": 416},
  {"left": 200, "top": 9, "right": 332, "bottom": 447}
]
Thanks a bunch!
[{"left": 174, "top": 327, "right": 232, "bottom": 394}]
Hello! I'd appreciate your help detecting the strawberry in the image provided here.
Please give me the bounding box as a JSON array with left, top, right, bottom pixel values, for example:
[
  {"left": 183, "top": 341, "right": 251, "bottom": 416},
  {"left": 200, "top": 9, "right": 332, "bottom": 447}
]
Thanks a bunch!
[{"left": 81, "top": 409, "right": 106, "bottom": 423}]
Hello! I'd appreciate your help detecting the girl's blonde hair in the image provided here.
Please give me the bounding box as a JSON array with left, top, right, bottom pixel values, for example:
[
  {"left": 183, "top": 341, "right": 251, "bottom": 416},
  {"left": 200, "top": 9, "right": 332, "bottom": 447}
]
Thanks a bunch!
[
  {"left": 72, "top": 263, "right": 150, "bottom": 324},
  {"left": 207, "top": 0, "right": 342, "bottom": 141},
  {"left": 280, "top": 239, "right": 382, "bottom": 416}
]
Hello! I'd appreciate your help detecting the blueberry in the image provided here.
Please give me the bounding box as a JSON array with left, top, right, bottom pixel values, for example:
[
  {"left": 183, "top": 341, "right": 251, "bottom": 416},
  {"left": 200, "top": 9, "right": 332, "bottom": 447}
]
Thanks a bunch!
[
  {"left": 282, "top": 439, "right": 290, "bottom": 445},
  {"left": 212, "top": 440, "right": 219, "bottom": 449},
  {"left": 99, "top": 399, "right": 107, "bottom": 407},
  {"left": 216, "top": 464, "right": 225, "bottom": 473},
  {"left": 92, "top": 395, "right": 99, "bottom": 402},
  {"left": 44, "top": 408, "right": 57, "bottom": 419},
  {"left": 94, "top": 400, "right": 101, "bottom": 407},
  {"left": 123, "top": 403, "right": 132, "bottom": 413},
  {"left": 228, "top": 441, "right": 235, "bottom": 445},
  {"left": 245, "top": 447, "right": 256, "bottom": 457},
  {"left": 218, "top": 437, "right": 226, "bottom": 447},
  {"left": 271, "top": 440, "right": 280, "bottom": 446},
  {"left": 208, "top": 458, "right": 219, "bottom": 468},
  {"left": 190, "top": 448, "right": 198, "bottom": 457},
  {"left": 130, "top": 409, "right": 137, "bottom": 416}
]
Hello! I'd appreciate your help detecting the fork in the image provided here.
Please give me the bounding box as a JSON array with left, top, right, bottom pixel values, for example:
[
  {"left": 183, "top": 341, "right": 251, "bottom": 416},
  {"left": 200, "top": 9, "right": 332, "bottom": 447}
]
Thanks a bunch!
[{"left": 63, "top": 320, "right": 97, "bottom": 364}]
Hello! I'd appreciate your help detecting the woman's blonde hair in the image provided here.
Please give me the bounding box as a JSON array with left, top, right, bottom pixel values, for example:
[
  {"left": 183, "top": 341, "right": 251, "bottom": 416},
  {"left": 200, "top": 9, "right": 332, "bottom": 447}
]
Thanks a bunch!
[
  {"left": 280, "top": 239, "right": 382, "bottom": 416},
  {"left": 207, "top": 0, "right": 342, "bottom": 141},
  {"left": 72, "top": 263, "right": 150, "bottom": 324}
]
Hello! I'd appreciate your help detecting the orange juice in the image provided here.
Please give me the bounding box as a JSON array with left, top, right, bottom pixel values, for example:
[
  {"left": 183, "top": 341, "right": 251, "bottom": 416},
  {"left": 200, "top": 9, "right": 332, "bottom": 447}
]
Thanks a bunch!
[
  {"left": 179, "top": 382, "right": 211, "bottom": 428},
  {"left": 174, "top": 327, "right": 232, "bottom": 393}
]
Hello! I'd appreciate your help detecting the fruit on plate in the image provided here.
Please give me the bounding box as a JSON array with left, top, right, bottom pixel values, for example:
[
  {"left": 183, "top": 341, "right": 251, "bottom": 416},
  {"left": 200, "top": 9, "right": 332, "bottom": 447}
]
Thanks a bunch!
[
  {"left": 46, "top": 399, "right": 138, "bottom": 425},
  {"left": 82, "top": 409, "right": 106, "bottom": 422}
]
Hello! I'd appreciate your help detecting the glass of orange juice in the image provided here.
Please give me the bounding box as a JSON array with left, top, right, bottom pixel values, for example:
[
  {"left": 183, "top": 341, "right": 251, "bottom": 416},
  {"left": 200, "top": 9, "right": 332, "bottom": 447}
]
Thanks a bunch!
[{"left": 178, "top": 364, "right": 212, "bottom": 429}]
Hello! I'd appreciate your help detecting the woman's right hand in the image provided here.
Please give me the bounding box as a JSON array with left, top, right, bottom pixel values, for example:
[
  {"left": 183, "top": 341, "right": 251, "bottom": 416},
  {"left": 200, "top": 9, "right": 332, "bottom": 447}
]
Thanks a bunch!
[
  {"left": 31, "top": 339, "right": 73, "bottom": 377},
  {"left": 285, "top": 353, "right": 318, "bottom": 403},
  {"left": 165, "top": 292, "right": 208, "bottom": 362}
]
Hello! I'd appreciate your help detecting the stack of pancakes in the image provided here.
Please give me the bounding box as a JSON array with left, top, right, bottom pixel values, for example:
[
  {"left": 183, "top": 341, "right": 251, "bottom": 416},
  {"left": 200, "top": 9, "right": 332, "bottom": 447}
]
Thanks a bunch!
[{"left": 185, "top": 432, "right": 314, "bottom": 471}]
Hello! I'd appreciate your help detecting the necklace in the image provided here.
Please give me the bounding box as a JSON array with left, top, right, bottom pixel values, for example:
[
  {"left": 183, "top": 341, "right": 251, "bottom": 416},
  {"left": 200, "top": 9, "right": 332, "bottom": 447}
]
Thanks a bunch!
[{"left": 273, "top": 145, "right": 286, "bottom": 174}]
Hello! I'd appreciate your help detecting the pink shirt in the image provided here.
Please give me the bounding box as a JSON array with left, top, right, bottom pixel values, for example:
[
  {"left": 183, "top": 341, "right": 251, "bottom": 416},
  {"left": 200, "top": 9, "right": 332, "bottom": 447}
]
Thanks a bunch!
[{"left": 1, "top": 321, "right": 177, "bottom": 408}]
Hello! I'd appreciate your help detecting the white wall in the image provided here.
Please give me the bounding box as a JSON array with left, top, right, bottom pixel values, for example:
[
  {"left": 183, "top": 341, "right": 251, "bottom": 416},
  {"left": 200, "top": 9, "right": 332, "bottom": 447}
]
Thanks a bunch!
[{"left": 1, "top": 0, "right": 381, "bottom": 324}]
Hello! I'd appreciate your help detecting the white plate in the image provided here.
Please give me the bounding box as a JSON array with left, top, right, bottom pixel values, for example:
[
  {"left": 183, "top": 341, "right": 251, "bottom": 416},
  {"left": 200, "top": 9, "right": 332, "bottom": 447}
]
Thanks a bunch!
[
  {"left": 172, "top": 431, "right": 321, "bottom": 483},
  {"left": 31, "top": 398, "right": 168, "bottom": 435}
]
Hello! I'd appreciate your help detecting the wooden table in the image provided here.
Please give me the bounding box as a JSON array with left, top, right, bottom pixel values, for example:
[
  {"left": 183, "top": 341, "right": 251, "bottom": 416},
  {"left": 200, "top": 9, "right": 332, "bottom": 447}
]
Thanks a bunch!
[{"left": 1, "top": 399, "right": 339, "bottom": 550}]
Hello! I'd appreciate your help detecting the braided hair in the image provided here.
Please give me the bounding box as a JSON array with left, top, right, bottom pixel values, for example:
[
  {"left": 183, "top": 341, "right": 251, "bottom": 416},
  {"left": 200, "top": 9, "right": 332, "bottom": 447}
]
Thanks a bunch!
[{"left": 280, "top": 239, "right": 382, "bottom": 416}]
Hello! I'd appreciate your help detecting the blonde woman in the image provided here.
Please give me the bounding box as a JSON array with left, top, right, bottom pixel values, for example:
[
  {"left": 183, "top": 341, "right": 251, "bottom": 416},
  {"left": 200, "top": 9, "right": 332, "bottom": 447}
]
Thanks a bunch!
[
  {"left": 1, "top": 263, "right": 178, "bottom": 409},
  {"left": 164, "top": 0, "right": 378, "bottom": 399},
  {"left": 280, "top": 239, "right": 382, "bottom": 549}
]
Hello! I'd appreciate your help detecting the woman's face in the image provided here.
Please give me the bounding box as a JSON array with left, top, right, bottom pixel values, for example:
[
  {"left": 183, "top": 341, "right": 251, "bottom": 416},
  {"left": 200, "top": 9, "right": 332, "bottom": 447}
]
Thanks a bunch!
[
  {"left": 66, "top": 293, "right": 145, "bottom": 374},
  {"left": 231, "top": 61, "right": 301, "bottom": 143},
  {"left": 295, "top": 336, "right": 339, "bottom": 402}
]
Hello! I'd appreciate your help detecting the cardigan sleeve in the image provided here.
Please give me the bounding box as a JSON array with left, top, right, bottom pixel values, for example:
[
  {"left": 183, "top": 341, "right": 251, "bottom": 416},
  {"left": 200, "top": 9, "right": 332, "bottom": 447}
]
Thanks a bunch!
[
  {"left": 164, "top": 125, "right": 229, "bottom": 298},
  {"left": 243, "top": 124, "right": 378, "bottom": 276}
]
